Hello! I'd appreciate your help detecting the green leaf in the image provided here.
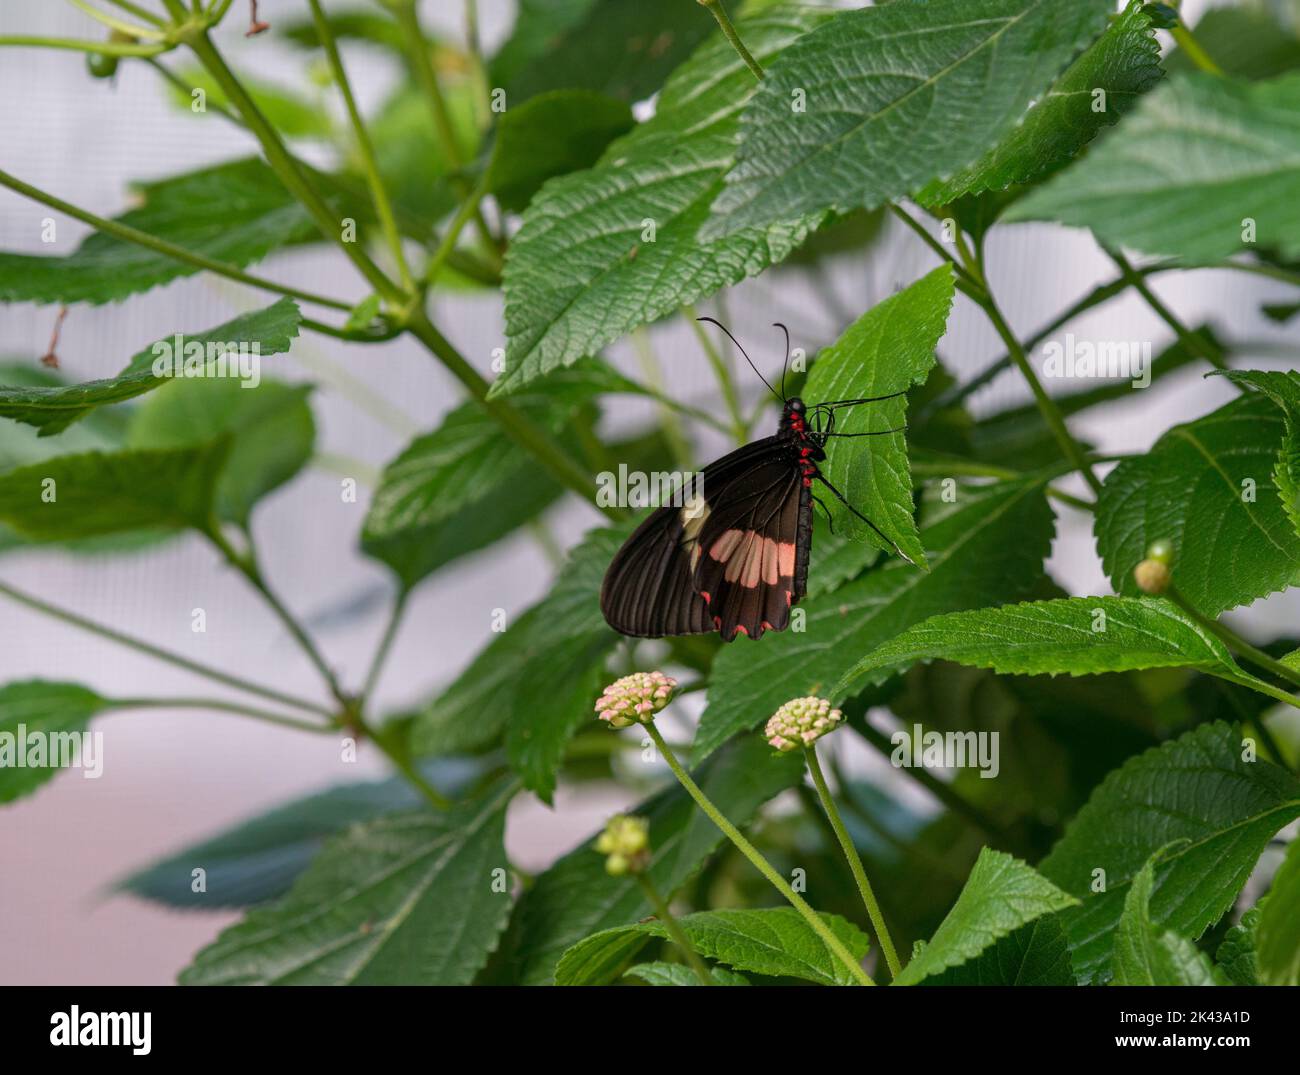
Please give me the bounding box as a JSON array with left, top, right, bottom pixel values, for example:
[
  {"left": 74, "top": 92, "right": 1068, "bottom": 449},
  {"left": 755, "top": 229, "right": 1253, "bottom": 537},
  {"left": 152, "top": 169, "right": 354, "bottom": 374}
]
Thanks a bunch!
[
  {"left": 556, "top": 908, "right": 871, "bottom": 987},
  {"left": 802, "top": 265, "right": 954, "bottom": 564},
  {"left": 1217, "top": 369, "right": 1300, "bottom": 541},
  {"left": 1095, "top": 393, "right": 1300, "bottom": 616},
  {"left": 921, "top": 917, "right": 1076, "bottom": 986},
  {"left": 1257, "top": 838, "right": 1300, "bottom": 985},
  {"left": 1112, "top": 850, "right": 1222, "bottom": 985},
  {"left": 485, "top": 90, "right": 634, "bottom": 212},
  {"left": 127, "top": 378, "right": 314, "bottom": 527},
  {"left": 0, "top": 299, "right": 301, "bottom": 436},
  {"left": 918, "top": 1, "right": 1163, "bottom": 205},
  {"left": 408, "top": 527, "right": 620, "bottom": 802},
  {"left": 1216, "top": 905, "right": 1262, "bottom": 986},
  {"left": 490, "top": 0, "right": 714, "bottom": 105},
  {"left": 702, "top": 0, "right": 1113, "bottom": 239},
  {"left": 805, "top": 517, "right": 880, "bottom": 599},
  {"left": 180, "top": 779, "right": 517, "bottom": 985},
  {"left": 0, "top": 441, "right": 229, "bottom": 541},
  {"left": 895, "top": 848, "right": 1077, "bottom": 984},
  {"left": 833, "top": 596, "right": 1251, "bottom": 698},
  {"left": 505, "top": 735, "right": 804, "bottom": 984},
  {"left": 115, "top": 760, "right": 485, "bottom": 908},
  {"left": 1006, "top": 72, "right": 1300, "bottom": 262},
  {"left": 0, "top": 362, "right": 161, "bottom": 556},
  {"left": 492, "top": 4, "right": 833, "bottom": 396},
  {"left": 622, "top": 962, "right": 749, "bottom": 986},
  {"left": 0, "top": 681, "right": 108, "bottom": 804},
  {"left": 1038, "top": 722, "right": 1300, "bottom": 983},
  {"left": 165, "top": 66, "right": 332, "bottom": 139},
  {"left": 361, "top": 386, "right": 607, "bottom": 589},
  {"left": 696, "top": 479, "right": 1055, "bottom": 758},
  {"left": 0, "top": 160, "right": 315, "bottom": 306}
]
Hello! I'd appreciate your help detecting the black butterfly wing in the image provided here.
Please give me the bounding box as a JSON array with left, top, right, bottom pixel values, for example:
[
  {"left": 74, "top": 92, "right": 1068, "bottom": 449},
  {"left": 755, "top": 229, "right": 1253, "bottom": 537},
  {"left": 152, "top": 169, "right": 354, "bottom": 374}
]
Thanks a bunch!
[
  {"left": 600, "top": 437, "right": 810, "bottom": 641},
  {"left": 691, "top": 449, "right": 809, "bottom": 641}
]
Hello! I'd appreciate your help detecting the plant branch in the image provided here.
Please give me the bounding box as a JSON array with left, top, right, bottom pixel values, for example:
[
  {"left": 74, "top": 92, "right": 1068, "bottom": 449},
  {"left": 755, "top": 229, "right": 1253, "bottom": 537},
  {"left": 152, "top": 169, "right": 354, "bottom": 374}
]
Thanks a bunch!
[
  {"left": 643, "top": 722, "right": 875, "bottom": 985},
  {"left": 805, "top": 745, "right": 902, "bottom": 979},
  {"left": 0, "top": 578, "right": 333, "bottom": 718},
  {"left": 204, "top": 526, "right": 348, "bottom": 706},
  {"left": 0, "top": 35, "right": 168, "bottom": 56},
  {"left": 635, "top": 873, "right": 714, "bottom": 985},
  {"left": 106, "top": 696, "right": 334, "bottom": 733},
  {"left": 404, "top": 311, "right": 626, "bottom": 519},
  {"left": 307, "top": 0, "right": 413, "bottom": 292},
  {"left": 361, "top": 590, "right": 408, "bottom": 706},
  {"left": 1106, "top": 248, "right": 1228, "bottom": 373},
  {"left": 390, "top": 0, "right": 501, "bottom": 267},
  {"left": 970, "top": 271, "right": 1104, "bottom": 496},
  {"left": 186, "top": 30, "right": 407, "bottom": 307},
  {"left": 0, "top": 167, "right": 353, "bottom": 312}
]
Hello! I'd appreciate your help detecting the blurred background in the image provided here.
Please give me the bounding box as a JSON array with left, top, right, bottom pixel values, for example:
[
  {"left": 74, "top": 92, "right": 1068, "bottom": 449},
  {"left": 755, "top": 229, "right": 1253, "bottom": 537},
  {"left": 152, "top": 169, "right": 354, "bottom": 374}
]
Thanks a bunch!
[{"left": 1, "top": 0, "right": 1296, "bottom": 983}]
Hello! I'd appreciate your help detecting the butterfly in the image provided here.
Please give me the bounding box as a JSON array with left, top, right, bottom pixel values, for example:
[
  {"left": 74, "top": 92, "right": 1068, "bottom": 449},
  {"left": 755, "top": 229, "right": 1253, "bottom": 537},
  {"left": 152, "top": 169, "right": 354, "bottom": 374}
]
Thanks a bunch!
[{"left": 600, "top": 318, "right": 911, "bottom": 642}]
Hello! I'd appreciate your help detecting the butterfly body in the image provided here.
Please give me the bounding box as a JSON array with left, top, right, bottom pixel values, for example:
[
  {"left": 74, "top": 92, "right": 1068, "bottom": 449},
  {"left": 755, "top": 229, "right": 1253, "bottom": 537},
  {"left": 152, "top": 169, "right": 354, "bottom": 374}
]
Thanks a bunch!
[{"left": 601, "top": 398, "right": 825, "bottom": 643}]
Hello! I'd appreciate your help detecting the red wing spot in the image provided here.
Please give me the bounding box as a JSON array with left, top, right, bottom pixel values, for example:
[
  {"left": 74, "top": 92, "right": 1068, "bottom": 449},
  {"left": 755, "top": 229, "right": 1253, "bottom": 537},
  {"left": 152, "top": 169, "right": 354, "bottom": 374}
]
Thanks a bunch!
[
  {"left": 734, "top": 624, "right": 749, "bottom": 637},
  {"left": 700, "top": 590, "right": 711, "bottom": 604},
  {"left": 761, "top": 620, "right": 774, "bottom": 631},
  {"left": 713, "top": 615, "right": 722, "bottom": 628}
]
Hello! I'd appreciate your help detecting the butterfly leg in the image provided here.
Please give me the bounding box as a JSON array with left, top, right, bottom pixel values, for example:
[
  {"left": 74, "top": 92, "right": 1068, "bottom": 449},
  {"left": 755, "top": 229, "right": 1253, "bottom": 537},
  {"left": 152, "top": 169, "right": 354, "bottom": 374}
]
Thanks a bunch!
[
  {"left": 813, "top": 471, "right": 915, "bottom": 565},
  {"left": 811, "top": 493, "right": 835, "bottom": 532}
]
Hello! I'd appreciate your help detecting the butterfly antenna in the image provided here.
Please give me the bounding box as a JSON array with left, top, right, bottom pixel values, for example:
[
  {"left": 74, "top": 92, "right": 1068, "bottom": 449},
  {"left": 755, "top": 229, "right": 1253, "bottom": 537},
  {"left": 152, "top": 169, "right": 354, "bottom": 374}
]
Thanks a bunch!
[
  {"left": 774, "top": 322, "right": 791, "bottom": 401},
  {"left": 696, "top": 316, "right": 782, "bottom": 403}
]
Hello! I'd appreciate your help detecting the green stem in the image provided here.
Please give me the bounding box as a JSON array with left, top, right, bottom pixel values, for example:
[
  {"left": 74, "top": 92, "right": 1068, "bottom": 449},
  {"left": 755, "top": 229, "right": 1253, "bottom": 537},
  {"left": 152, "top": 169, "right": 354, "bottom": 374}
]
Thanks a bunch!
[
  {"left": 107, "top": 0, "right": 167, "bottom": 25},
  {"left": 1170, "top": 23, "right": 1224, "bottom": 77},
  {"left": 698, "top": 0, "right": 764, "bottom": 81},
  {"left": 187, "top": 30, "right": 407, "bottom": 307},
  {"left": 940, "top": 263, "right": 1180, "bottom": 409},
  {"left": 361, "top": 590, "right": 408, "bottom": 705},
  {"left": 889, "top": 205, "right": 981, "bottom": 292},
  {"left": 307, "top": 0, "right": 414, "bottom": 292},
  {"left": 106, "top": 696, "right": 333, "bottom": 734},
  {"left": 66, "top": 0, "right": 167, "bottom": 38},
  {"left": 1167, "top": 586, "right": 1300, "bottom": 693},
  {"left": 422, "top": 172, "right": 489, "bottom": 288},
  {"left": 0, "top": 578, "right": 333, "bottom": 718},
  {"left": 204, "top": 527, "right": 347, "bottom": 705},
  {"left": 805, "top": 745, "right": 902, "bottom": 979},
  {"left": 973, "top": 280, "right": 1104, "bottom": 496},
  {"left": 391, "top": 0, "right": 501, "bottom": 268},
  {"left": 368, "top": 732, "right": 453, "bottom": 810},
  {"left": 1106, "top": 249, "right": 1227, "bottom": 373},
  {"left": 0, "top": 35, "right": 167, "bottom": 56},
  {"left": 404, "top": 311, "right": 626, "bottom": 519},
  {"left": 687, "top": 306, "right": 747, "bottom": 444},
  {"left": 0, "top": 167, "right": 352, "bottom": 311},
  {"left": 634, "top": 873, "right": 714, "bottom": 985},
  {"left": 644, "top": 722, "right": 874, "bottom": 985}
]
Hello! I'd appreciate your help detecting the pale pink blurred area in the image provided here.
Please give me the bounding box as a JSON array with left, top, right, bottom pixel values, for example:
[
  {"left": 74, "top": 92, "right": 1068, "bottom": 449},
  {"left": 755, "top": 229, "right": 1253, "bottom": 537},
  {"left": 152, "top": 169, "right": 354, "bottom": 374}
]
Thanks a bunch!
[{"left": 4, "top": 0, "right": 1297, "bottom": 985}]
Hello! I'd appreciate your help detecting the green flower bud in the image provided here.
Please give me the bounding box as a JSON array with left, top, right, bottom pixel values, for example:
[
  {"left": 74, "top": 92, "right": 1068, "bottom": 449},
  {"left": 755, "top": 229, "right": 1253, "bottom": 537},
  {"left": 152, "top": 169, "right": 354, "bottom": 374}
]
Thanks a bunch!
[
  {"left": 595, "top": 815, "right": 651, "bottom": 875},
  {"left": 1145, "top": 539, "right": 1175, "bottom": 566}
]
